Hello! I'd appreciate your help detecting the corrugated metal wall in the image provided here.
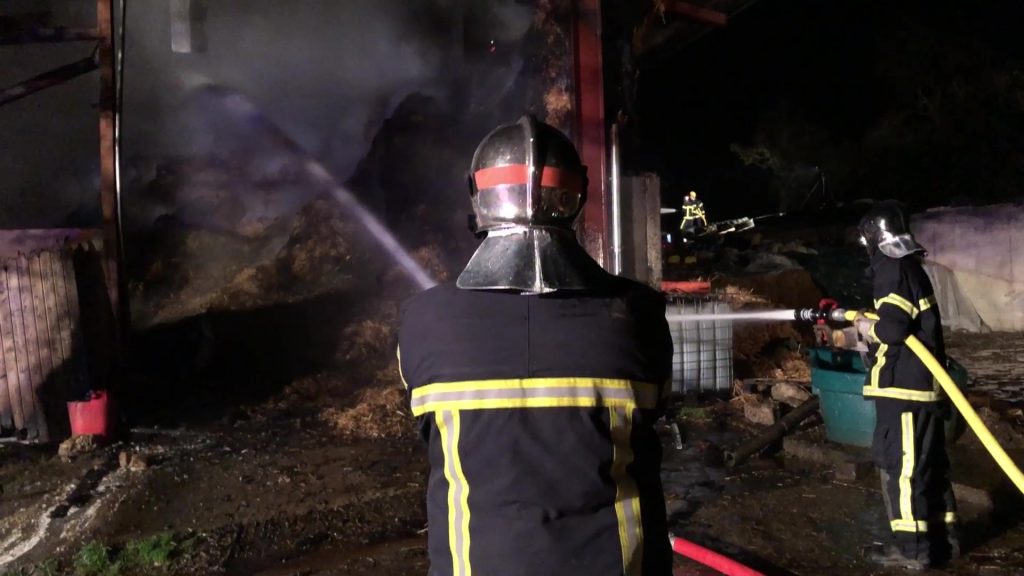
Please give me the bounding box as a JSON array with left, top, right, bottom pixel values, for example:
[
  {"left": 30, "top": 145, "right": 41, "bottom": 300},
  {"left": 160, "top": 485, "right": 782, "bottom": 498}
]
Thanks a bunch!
[
  {"left": 0, "top": 247, "right": 84, "bottom": 442},
  {"left": 667, "top": 297, "right": 733, "bottom": 394}
]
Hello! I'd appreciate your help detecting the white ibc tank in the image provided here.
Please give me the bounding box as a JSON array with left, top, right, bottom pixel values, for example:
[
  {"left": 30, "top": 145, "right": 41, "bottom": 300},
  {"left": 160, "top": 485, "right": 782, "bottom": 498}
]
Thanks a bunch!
[{"left": 666, "top": 297, "right": 733, "bottom": 394}]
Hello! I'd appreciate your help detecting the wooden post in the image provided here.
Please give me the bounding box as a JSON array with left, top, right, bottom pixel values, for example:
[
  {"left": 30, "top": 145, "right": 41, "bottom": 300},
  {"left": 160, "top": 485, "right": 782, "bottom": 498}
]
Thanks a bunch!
[{"left": 97, "top": 0, "right": 127, "bottom": 344}]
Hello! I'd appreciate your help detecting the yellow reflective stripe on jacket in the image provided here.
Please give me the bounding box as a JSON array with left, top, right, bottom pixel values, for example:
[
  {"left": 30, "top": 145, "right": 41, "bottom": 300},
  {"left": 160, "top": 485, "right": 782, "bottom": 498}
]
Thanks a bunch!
[
  {"left": 410, "top": 378, "right": 660, "bottom": 416},
  {"left": 437, "top": 410, "right": 472, "bottom": 576},
  {"left": 397, "top": 345, "right": 409, "bottom": 390},
  {"left": 865, "top": 292, "right": 943, "bottom": 402},
  {"left": 863, "top": 386, "right": 942, "bottom": 402},
  {"left": 873, "top": 293, "right": 937, "bottom": 319},
  {"left": 874, "top": 293, "right": 916, "bottom": 317},
  {"left": 865, "top": 341, "right": 942, "bottom": 402},
  {"left": 609, "top": 407, "right": 643, "bottom": 576},
  {"left": 869, "top": 343, "right": 888, "bottom": 390},
  {"left": 918, "top": 295, "right": 936, "bottom": 313}
]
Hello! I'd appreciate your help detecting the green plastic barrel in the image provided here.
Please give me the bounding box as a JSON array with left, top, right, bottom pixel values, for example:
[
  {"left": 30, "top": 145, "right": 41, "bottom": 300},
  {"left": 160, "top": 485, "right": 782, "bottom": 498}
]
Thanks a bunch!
[{"left": 808, "top": 348, "right": 968, "bottom": 448}]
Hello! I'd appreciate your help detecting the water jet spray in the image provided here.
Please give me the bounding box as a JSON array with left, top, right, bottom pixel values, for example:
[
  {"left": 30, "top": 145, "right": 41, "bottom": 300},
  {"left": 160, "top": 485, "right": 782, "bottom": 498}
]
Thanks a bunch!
[{"left": 189, "top": 82, "right": 438, "bottom": 291}]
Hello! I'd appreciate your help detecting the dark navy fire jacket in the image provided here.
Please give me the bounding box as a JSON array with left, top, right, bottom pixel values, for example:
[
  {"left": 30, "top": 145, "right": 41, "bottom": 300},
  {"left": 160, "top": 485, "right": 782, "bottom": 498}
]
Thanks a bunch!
[
  {"left": 865, "top": 252, "right": 946, "bottom": 406},
  {"left": 398, "top": 276, "right": 673, "bottom": 576}
]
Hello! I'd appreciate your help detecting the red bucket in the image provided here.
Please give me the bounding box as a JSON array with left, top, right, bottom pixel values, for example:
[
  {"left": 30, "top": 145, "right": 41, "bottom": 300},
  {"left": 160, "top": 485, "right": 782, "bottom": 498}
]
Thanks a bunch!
[{"left": 67, "top": 390, "right": 113, "bottom": 437}]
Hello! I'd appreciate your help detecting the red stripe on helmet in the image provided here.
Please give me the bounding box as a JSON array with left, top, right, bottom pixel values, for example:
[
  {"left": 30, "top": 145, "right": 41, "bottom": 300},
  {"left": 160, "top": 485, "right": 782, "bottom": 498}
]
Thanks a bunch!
[{"left": 474, "top": 164, "right": 582, "bottom": 194}]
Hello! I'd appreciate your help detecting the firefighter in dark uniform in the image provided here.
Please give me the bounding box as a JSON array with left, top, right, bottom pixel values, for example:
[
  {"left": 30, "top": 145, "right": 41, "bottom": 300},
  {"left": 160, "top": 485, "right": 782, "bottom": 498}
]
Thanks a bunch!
[
  {"left": 398, "top": 115, "right": 674, "bottom": 576},
  {"left": 856, "top": 201, "right": 959, "bottom": 570},
  {"left": 678, "top": 190, "right": 706, "bottom": 242}
]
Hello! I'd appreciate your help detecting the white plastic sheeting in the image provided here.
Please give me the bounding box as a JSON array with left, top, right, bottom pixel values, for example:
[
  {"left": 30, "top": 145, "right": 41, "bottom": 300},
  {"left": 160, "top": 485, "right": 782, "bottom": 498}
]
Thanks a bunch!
[
  {"left": 921, "top": 260, "right": 988, "bottom": 333},
  {"left": 912, "top": 205, "right": 1024, "bottom": 332}
]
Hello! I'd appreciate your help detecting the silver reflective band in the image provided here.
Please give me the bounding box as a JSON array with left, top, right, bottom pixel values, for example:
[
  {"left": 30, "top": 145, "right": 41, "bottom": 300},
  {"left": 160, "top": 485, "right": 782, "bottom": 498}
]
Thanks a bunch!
[{"left": 411, "top": 377, "right": 661, "bottom": 416}]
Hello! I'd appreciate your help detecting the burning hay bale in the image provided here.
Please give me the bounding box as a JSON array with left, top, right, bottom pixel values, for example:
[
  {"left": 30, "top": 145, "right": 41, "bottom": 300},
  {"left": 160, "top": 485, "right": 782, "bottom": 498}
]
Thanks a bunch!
[
  {"left": 531, "top": 0, "right": 575, "bottom": 129},
  {"left": 716, "top": 282, "right": 815, "bottom": 382},
  {"left": 320, "top": 384, "right": 412, "bottom": 440},
  {"left": 131, "top": 190, "right": 383, "bottom": 327},
  {"left": 273, "top": 195, "right": 367, "bottom": 282}
]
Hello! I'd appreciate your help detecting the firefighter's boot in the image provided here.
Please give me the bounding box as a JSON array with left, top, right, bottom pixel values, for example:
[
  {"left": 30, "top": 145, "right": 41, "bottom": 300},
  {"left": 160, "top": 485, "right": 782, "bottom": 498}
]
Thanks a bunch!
[{"left": 865, "top": 544, "right": 930, "bottom": 571}]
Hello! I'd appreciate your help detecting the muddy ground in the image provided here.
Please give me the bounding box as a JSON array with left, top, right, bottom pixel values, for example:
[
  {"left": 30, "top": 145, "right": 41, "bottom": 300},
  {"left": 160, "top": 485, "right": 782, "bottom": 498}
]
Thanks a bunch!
[
  {"left": 3, "top": 327, "right": 1023, "bottom": 576},
  {"left": 3, "top": 275, "right": 1024, "bottom": 574}
]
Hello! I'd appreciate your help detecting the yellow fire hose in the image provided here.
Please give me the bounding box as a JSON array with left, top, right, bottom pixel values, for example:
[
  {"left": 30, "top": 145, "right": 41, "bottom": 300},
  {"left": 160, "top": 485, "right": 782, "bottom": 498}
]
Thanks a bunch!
[{"left": 846, "top": 310, "right": 1024, "bottom": 495}]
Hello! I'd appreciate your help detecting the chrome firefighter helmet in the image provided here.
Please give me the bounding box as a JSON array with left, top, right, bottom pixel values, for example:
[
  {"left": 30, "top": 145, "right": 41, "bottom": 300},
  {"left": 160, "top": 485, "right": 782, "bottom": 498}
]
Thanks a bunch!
[
  {"left": 858, "top": 201, "right": 925, "bottom": 258},
  {"left": 457, "top": 115, "right": 608, "bottom": 293}
]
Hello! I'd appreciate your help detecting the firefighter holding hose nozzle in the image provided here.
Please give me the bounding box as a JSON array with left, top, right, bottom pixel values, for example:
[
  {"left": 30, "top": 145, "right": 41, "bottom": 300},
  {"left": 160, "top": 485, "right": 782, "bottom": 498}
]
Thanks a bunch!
[
  {"left": 398, "top": 116, "right": 673, "bottom": 575},
  {"left": 856, "top": 201, "right": 959, "bottom": 570}
]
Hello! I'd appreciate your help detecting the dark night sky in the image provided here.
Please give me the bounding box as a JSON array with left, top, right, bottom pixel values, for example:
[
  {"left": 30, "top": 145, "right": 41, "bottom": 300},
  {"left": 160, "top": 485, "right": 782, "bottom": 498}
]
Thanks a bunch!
[{"left": 632, "top": 0, "right": 1024, "bottom": 220}]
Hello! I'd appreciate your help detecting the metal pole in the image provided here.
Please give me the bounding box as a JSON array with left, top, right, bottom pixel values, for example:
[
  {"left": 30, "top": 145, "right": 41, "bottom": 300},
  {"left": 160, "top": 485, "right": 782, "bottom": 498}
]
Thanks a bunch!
[
  {"left": 609, "top": 122, "right": 622, "bottom": 275},
  {"left": 115, "top": 0, "right": 131, "bottom": 335}
]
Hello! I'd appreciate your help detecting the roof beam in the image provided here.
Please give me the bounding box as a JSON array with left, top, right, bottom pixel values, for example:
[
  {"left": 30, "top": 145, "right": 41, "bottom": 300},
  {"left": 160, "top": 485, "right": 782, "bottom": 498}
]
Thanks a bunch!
[
  {"left": 660, "top": 1, "right": 729, "bottom": 27},
  {"left": 0, "top": 53, "right": 98, "bottom": 108},
  {"left": 0, "top": 27, "right": 101, "bottom": 45}
]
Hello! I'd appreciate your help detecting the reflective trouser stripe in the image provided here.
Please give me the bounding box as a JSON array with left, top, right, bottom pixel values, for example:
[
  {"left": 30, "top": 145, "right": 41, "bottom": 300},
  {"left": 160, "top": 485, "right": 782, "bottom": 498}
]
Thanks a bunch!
[
  {"left": 610, "top": 407, "right": 643, "bottom": 576},
  {"left": 437, "top": 410, "right": 471, "bottom": 576},
  {"left": 891, "top": 519, "right": 928, "bottom": 532},
  {"left": 945, "top": 512, "right": 957, "bottom": 524},
  {"left": 894, "top": 411, "right": 922, "bottom": 533},
  {"left": 411, "top": 378, "right": 659, "bottom": 416}
]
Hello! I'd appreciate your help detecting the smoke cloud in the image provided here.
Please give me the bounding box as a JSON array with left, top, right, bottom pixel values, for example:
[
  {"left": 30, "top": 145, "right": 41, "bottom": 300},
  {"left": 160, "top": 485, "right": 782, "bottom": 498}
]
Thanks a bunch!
[{"left": 1, "top": 0, "right": 535, "bottom": 230}]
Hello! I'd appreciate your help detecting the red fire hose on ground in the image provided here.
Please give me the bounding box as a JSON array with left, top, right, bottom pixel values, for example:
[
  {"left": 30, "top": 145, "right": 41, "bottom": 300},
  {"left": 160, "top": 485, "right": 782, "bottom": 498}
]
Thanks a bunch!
[{"left": 670, "top": 535, "right": 766, "bottom": 576}]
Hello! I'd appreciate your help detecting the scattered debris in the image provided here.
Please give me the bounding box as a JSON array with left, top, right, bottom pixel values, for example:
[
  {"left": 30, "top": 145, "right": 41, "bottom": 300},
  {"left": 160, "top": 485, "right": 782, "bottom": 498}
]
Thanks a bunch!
[
  {"left": 728, "top": 397, "right": 821, "bottom": 467},
  {"left": 782, "top": 437, "right": 873, "bottom": 480},
  {"left": 320, "top": 385, "right": 412, "bottom": 440},
  {"left": 119, "top": 451, "right": 150, "bottom": 472},
  {"left": 743, "top": 253, "right": 802, "bottom": 273},
  {"left": 58, "top": 435, "right": 104, "bottom": 461},
  {"left": 743, "top": 398, "right": 777, "bottom": 427},
  {"left": 775, "top": 241, "right": 819, "bottom": 255},
  {"left": 771, "top": 382, "right": 812, "bottom": 407},
  {"left": 952, "top": 482, "right": 995, "bottom": 510}
]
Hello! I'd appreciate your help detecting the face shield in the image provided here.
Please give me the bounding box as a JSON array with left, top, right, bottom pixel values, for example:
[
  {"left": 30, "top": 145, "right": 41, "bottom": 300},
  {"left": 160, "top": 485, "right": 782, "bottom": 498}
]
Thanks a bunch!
[{"left": 876, "top": 231, "right": 926, "bottom": 259}]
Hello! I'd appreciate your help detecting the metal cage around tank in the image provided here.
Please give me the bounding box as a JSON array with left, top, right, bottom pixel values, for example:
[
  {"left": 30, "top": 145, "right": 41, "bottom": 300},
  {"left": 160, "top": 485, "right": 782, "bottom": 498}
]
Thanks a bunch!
[{"left": 666, "top": 295, "right": 733, "bottom": 395}]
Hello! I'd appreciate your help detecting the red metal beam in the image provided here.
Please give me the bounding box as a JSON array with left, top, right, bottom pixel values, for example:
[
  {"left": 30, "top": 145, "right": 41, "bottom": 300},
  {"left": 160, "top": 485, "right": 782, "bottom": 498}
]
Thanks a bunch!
[
  {"left": 0, "top": 27, "right": 100, "bottom": 45},
  {"left": 573, "top": 0, "right": 608, "bottom": 267},
  {"left": 0, "top": 55, "right": 98, "bottom": 108},
  {"left": 662, "top": 1, "right": 729, "bottom": 27}
]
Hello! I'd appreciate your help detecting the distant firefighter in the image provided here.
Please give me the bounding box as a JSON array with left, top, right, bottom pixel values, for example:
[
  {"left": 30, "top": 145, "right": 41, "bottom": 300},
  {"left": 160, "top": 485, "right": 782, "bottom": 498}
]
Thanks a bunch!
[
  {"left": 398, "top": 115, "right": 674, "bottom": 575},
  {"left": 678, "top": 190, "right": 707, "bottom": 241}
]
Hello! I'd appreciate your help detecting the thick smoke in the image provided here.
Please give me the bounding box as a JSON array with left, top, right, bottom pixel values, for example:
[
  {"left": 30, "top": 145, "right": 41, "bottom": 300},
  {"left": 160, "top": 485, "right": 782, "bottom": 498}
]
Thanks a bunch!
[
  {"left": 0, "top": 1, "right": 99, "bottom": 228},
  {"left": 1, "top": 0, "right": 534, "bottom": 230}
]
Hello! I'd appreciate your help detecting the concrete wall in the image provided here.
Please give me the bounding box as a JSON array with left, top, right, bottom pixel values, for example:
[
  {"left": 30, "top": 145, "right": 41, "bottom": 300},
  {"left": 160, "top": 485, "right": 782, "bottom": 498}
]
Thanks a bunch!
[
  {"left": 618, "top": 174, "right": 662, "bottom": 288},
  {"left": 912, "top": 205, "right": 1024, "bottom": 331}
]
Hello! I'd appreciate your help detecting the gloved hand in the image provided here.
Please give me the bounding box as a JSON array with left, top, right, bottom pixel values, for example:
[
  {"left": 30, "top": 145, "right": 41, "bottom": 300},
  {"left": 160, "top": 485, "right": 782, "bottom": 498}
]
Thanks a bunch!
[{"left": 853, "top": 312, "right": 877, "bottom": 345}]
